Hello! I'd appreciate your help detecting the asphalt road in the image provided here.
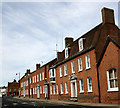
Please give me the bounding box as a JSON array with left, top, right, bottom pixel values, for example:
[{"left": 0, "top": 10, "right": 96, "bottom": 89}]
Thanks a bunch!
[{"left": 2, "top": 96, "right": 88, "bottom": 108}]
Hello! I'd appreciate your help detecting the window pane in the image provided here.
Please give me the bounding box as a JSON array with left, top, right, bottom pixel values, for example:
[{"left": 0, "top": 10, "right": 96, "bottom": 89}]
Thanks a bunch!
[
  {"left": 115, "top": 79, "right": 118, "bottom": 87},
  {"left": 109, "top": 71, "right": 113, "bottom": 79},
  {"left": 110, "top": 80, "right": 114, "bottom": 88},
  {"left": 114, "top": 69, "right": 117, "bottom": 78}
]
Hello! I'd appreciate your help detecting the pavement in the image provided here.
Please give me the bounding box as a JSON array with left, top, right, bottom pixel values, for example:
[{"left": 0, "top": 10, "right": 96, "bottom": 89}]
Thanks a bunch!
[
  {"left": 0, "top": 97, "right": 2, "bottom": 108},
  {"left": 14, "top": 96, "right": 120, "bottom": 108}
]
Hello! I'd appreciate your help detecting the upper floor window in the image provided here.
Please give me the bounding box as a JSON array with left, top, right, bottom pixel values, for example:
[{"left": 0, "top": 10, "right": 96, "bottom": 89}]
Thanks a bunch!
[
  {"left": 37, "top": 75, "right": 39, "bottom": 82},
  {"left": 29, "top": 78, "right": 31, "bottom": 84},
  {"left": 60, "top": 67, "right": 62, "bottom": 77},
  {"left": 33, "top": 77, "right": 34, "bottom": 83},
  {"left": 40, "top": 73, "right": 41, "bottom": 81},
  {"left": 65, "top": 47, "right": 69, "bottom": 59},
  {"left": 85, "top": 54, "right": 90, "bottom": 69},
  {"left": 34, "top": 76, "right": 36, "bottom": 83},
  {"left": 78, "top": 38, "right": 84, "bottom": 51},
  {"left": 78, "top": 58, "right": 82, "bottom": 72},
  {"left": 107, "top": 68, "right": 118, "bottom": 92},
  {"left": 49, "top": 69, "right": 55, "bottom": 78},
  {"left": 79, "top": 79, "right": 84, "bottom": 93},
  {"left": 64, "top": 64, "right": 67, "bottom": 76},
  {"left": 42, "top": 72, "right": 44, "bottom": 80},
  {"left": 87, "top": 77, "right": 92, "bottom": 92},
  {"left": 71, "top": 61, "right": 75, "bottom": 73}
]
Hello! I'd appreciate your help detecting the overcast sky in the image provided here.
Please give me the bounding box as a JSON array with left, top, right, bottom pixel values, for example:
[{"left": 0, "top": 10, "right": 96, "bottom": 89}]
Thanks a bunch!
[{"left": 1, "top": 1, "right": 119, "bottom": 86}]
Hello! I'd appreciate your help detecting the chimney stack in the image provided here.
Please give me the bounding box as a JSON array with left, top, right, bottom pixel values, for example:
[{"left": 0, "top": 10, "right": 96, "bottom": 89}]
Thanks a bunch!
[
  {"left": 25, "top": 69, "right": 30, "bottom": 76},
  {"left": 57, "top": 52, "right": 62, "bottom": 61},
  {"left": 65, "top": 37, "right": 73, "bottom": 48},
  {"left": 36, "top": 64, "right": 40, "bottom": 70},
  {"left": 101, "top": 7, "right": 115, "bottom": 24}
]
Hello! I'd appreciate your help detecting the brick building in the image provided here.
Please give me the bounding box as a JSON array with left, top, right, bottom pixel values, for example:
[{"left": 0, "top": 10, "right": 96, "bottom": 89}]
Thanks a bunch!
[
  {"left": 8, "top": 79, "right": 19, "bottom": 96},
  {"left": 19, "top": 7, "right": 120, "bottom": 104}
]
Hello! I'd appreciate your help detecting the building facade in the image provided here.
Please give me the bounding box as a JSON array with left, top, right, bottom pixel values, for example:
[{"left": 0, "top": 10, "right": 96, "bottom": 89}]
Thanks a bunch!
[
  {"left": 19, "top": 7, "right": 120, "bottom": 104},
  {"left": 0, "top": 86, "right": 7, "bottom": 97},
  {"left": 8, "top": 79, "right": 19, "bottom": 96}
]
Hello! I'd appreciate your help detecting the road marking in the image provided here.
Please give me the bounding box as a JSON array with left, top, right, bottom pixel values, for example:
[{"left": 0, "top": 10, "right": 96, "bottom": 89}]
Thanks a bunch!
[
  {"left": 22, "top": 102, "right": 28, "bottom": 104},
  {"left": 4, "top": 104, "right": 7, "bottom": 106},
  {"left": 13, "top": 103, "right": 18, "bottom": 106}
]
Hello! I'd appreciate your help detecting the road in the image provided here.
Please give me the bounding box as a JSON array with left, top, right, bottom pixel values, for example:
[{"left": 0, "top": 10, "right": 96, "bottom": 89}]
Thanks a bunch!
[{"left": 2, "top": 96, "right": 88, "bottom": 108}]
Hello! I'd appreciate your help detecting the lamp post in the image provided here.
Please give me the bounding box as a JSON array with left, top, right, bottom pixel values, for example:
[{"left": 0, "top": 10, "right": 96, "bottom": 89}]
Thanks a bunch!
[{"left": 16, "top": 72, "right": 20, "bottom": 98}]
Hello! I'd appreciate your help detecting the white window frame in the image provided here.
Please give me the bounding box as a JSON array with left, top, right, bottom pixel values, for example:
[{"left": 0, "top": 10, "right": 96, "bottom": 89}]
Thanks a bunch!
[
  {"left": 43, "top": 85, "right": 45, "bottom": 94},
  {"left": 107, "top": 69, "right": 119, "bottom": 92},
  {"left": 35, "top": 76, "right": 36, "bottom": 83},
  {"left": 65, "top": 82, "right": 68, "bottom": 94},
  {"left": 65, "top": 47, "right": 69, "bottom": 59},
  {"left": 40, "top": 86, "right": 42, "bottom": 94},
  {"left": 40, "top": 73, "right": 41, "bottom": 81},
  {"left": 85, "top": 54, "right": 91, "bottom": 69},
  {"left": 71, "top": 61, "right": 75, "bottom": 73},
  {"left": 53, "top": 85, "right": 55, "bottom": 95},
  {"left": 33, "top": 77, "right": 34, "bottom": 83},
  {"left": 79, "top": 79, "right": 84, "bottom": 93},
  {"left": 78, "top": 58, "right": 82, "bottom": 72},
  {"left": 87, "top": 77, "right": 92, "bottom": 92},
  {"left": 50, "top": 86, "right": 52, "bottom": 95},
  {"left": 56, "top": 84, "right": 59, "bottom": 94},
  {"left": 78, "top": 38, "right": 83, "bottom": 51},
  {"left": 64, "top": 64, "right": 67, "bottom": 76},
  {"left": 42, "top": 72, "right": 44, "bottom": 80},
  {"left": 60, "top": 83, "right": 63, "bottom": 94},
  {"left": 60, "top": 67, "right": 62, "bottom": 78},
  {"left": 37, "top": 75, "right": 39, "bottom": 82}
]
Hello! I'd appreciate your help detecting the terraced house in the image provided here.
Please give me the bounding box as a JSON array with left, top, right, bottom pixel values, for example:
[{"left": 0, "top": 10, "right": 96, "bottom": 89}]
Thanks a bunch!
[{"left": 19, "top": 7, "right": 120, "bottom": 104}]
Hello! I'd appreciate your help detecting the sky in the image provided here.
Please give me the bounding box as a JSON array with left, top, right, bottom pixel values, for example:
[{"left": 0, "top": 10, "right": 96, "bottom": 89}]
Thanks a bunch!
[{"left": 0, "top": 0, "right": 119, "bottom": 86}]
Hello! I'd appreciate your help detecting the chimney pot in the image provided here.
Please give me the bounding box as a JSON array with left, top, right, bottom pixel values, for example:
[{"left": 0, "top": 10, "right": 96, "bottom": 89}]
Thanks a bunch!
[{"left": 101, "top": 7, "right": 115, "bottom": 24}]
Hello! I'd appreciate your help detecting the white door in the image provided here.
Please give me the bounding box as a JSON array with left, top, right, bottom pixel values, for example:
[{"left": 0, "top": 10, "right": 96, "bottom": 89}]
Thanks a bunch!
[
  {"left": 37, "top": 86, "right": 40, "bottom": 98},
  {"left": 71, "top": 80, "right": 77, "bottom": 97},
  {"left": 45, "top": 85, "right": 48, "bottom": 98},
  {"left": 23, "top": 87, "right": 25, "bottom": 97}
]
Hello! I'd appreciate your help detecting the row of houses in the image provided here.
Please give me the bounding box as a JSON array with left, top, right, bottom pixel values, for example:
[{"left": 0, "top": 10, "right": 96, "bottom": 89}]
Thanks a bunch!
[{"left": 9, "top": 7, "right": 119, "bottom": 104}]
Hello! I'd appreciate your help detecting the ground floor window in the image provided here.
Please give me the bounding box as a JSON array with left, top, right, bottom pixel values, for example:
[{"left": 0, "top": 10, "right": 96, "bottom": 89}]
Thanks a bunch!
[
  {"left": 79, "top": 79, "right": 84, "bottom": 93},
  {"left": 107, "top": 68, "right": 118, "bottom": 91},
  {"left": 60, "top": 83, "right": 63, "bottom": 94},
  {"left": 50, "top": 86, "right": 52, "bottom": 95},
  {"left": 56, "top": 84, "right": 59, "bottom": 94},
  {"left": 65, "top": 82, "right": 68, "bottom": 94},
  {"left": 87, "top": 77, "right": 92, "bottom": 92}
]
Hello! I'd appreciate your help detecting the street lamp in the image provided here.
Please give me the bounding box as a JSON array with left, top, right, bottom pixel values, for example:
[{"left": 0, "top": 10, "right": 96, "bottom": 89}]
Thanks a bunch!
[{"left": 16, "top": 72, "right": 20, "bottom": 98}]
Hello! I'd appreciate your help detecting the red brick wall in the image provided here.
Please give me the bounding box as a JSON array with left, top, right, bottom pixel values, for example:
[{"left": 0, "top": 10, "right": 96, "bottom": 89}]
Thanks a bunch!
[{"left": 99, "top": 42, "right": 120, "bottom": 104}]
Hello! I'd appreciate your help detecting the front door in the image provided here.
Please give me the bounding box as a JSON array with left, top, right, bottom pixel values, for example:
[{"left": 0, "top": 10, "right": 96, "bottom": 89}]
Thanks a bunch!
[
  {"left": 45, "top": 85, "right": 48, "bottom": 99},
  {"left": 37, "top": 86, "right": 40, "bottom": 99},
  {"left": 71, "top": 80, "right": 77, "bottom": 97}
]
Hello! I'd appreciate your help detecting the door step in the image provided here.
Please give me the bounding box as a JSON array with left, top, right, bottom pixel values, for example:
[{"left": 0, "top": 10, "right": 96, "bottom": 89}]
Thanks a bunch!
[{"left": 70, "top": 97, "right": 78, "bottom": 102}]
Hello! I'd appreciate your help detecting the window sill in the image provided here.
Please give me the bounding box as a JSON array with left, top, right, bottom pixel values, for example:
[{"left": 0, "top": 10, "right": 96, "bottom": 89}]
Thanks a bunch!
[
  {"left": 61, "top": 93, "right": 63, "bottom": 95},
  {"left": 87, "top": 91, "right": 93, "bottom": 93},
  {"left": 78, "top": 70, "right": 82, "bottom": 72},
  {"left": 64, "top": 74, "right": 67, "bottom": 77},
  {"left": 65, "top": 92, "right": 68, "bottom": 94},
  {"left": 107, "top": 88, "right": 119, "bottom": 92},
  {"left": 85, "top": 67, "right": 91, "bottom": 70},
  {"left": 60, "top": 76, "right": 62, "bottom": 78},
  {"left": 80, "top": 91, "right": 84, "bottom": 93}
]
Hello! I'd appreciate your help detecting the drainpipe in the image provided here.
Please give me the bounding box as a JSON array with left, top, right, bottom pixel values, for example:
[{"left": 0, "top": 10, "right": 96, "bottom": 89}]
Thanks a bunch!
[{"left": 97, "top": 64, "right": 101, "bottom": 103}]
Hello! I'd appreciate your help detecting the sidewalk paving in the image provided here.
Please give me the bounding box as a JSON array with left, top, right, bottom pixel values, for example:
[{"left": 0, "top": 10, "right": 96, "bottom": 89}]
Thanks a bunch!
[{"left": 14, "top": 96, "right": 120, "bottom": 108}]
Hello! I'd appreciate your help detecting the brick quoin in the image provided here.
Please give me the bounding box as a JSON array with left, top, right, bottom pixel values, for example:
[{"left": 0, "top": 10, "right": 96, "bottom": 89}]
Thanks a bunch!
[{"left": 18, "top": 7, "right": 120, "bottom": 104}]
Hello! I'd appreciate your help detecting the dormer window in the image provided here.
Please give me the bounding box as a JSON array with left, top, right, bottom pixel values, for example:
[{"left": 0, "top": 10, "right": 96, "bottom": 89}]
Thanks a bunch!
[
  {"left": 79, "top": 38, "right": 84, "bottom": 51},
  {"left": 65, "top": 47, "right": 69, "bottom": 59},
  {"left": 49, "top": 68, "right": 56, "bottom": 83}
]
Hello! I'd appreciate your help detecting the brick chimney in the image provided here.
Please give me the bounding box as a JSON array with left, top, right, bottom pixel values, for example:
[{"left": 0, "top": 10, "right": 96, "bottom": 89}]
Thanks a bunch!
[
  {"left": 36, "top": 64, "right": 40, "bottom": 70},
  {"left": 101, "top": 7, "right": 115, "bottom": 24},
  {"left": 65, "top": 37, "right": 73, "bottom": 48},
  {"left": 25, "top": 69, "right": 30, "bottom": 76},
  {"left": 57, "top": 52, "right": 62, "bottom": 61}
]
